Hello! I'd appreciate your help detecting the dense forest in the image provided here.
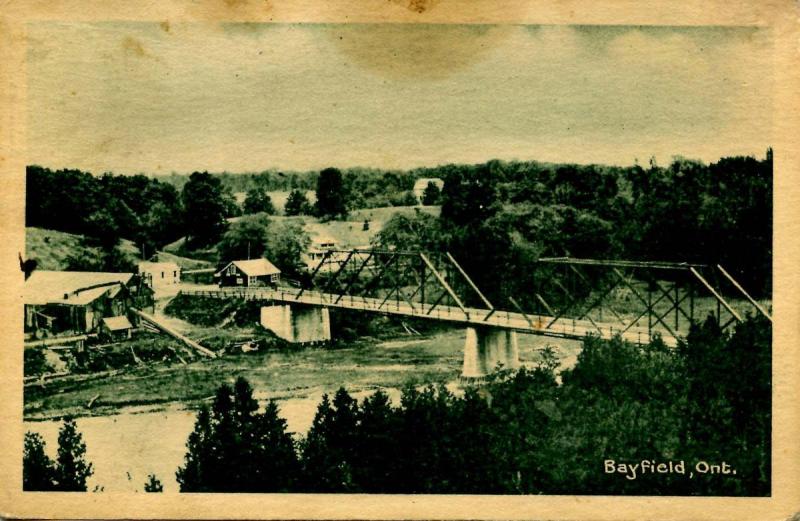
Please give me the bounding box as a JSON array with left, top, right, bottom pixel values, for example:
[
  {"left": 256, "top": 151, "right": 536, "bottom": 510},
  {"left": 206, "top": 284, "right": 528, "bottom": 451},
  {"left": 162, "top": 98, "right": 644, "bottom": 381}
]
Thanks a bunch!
[
  {"left": 374, "top": 153, "right": 772, "bottom": 299},
  {"left": 170, "top": 315, "right": 769, "bottom": 495},
  {"left": 27, "top": 151, "right": 771, "bottom": 297}
]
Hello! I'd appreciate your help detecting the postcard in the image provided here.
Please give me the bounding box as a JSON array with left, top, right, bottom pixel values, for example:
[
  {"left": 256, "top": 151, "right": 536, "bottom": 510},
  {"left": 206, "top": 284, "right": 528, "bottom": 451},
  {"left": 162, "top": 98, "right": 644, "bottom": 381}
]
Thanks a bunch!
[{"left": 1, "top": 1, "right": 798, "bottom": 520}]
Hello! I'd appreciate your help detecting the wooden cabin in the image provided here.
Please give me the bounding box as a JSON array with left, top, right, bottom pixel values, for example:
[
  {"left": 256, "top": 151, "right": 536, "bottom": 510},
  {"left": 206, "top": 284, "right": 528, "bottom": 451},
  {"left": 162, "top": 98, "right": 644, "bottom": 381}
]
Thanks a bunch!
[{"left": 216, "top": 258, "right": 281, "bottom": 287}]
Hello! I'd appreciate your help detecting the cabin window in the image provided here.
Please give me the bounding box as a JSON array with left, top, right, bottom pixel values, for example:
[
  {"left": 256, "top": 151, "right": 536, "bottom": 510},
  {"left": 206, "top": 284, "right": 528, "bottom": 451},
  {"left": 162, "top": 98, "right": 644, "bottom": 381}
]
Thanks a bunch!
[
  {"left": 270, "top": 274, "right": 278, "bottom": 283},
  {"left": 228, "top": 265, "right": 235, "bottom": 275}
]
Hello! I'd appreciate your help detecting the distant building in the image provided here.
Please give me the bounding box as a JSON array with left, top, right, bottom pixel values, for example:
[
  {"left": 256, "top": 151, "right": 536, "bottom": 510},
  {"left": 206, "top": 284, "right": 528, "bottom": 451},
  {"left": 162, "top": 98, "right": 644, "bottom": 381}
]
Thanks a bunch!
[
  {"left": 216, "top": 258, "right": 281, "bottom": 287},
  {"left": 138, "top": 261, "right": 180, "bottom": 289},
  {"left": 306, "top": 235, "right": 337, "bottom": 267},
  {"left": 413, "top": 178, "right": 444, "bottom": 203},
  {"left": 24, "top": 271, "right": 153, "bottom": 339},
  {"left": 305, "top": 235, "right": 356, "bottom": 272}
]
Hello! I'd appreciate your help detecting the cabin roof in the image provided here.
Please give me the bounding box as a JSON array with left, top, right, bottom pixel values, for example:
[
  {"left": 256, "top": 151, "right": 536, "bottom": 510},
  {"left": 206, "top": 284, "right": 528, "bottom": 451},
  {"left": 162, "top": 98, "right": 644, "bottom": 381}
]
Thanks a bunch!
[
  {"left": 102, "top": 315, "right": 134, "bottom": 331},
  {"left": 216, "top": 258, "right": 281, "bottom": 277},
  {"left": 311, "top": 234, "right": 337, "bottom": 245},
  {"left": 138, "top": 261, "right": 179, "bottom": 272},
  {"left": 25, "top": 271, "right": 134, "bottom": 306}
]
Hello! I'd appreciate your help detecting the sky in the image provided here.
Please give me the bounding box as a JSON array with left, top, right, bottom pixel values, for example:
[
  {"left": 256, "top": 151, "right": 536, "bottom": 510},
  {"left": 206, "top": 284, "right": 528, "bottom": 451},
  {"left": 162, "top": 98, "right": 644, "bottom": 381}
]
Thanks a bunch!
[{"left": 26, "top": 22, "right": 774, "bottom": 174}]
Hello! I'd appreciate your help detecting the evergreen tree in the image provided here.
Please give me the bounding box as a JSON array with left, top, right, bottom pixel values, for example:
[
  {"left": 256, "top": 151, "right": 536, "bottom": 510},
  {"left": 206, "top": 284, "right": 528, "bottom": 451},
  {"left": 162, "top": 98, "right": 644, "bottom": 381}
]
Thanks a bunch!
[
  {"left": 284, "top": 189, "right": 311, "bottom": 216},
  {"left": 243, "top": 187, "right": 276, "bottom": 215},
  {"left": 447, "top": 387, "right": 502, "bottom": 493},
  {"left": 23, "top": 419, "right": 94, "bottom": 492},
  {"left": 393, "top": 385, "right": 459, "bottom": 493},
  {"left": 299, "top": 388, "right": 359, "bottom": 492},
  {"left": 315, "top": 168, "right": 347, "bottom": 220},
  {"left": 421, "top": 181, "right": 441, "bottom": 205},
  {"left": 175, "top": 406, "right": 212, "bottom": 491},
  {"left": 54, "top": 417, "right": 94, "bottom": 491},
  {"left": 248, "top": 401, "right": 301, "bottom": 491},
  {"left": 23, "top": 432, "right": 56, "bottom": 491},
  {"left": 351, "top": 390, "right": 399, "bottom": 492},
  {"left": 177, "top": 377, "right": 299, "bottom": 492}
]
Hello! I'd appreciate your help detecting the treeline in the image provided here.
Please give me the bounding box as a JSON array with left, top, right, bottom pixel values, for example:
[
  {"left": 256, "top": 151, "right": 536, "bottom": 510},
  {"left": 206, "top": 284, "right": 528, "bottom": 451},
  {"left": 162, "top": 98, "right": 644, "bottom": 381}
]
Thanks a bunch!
[
  {"left": 26, "top": 167, "right": 243, "bottom": 254},
  {"left": 156, "top": 167, "right": 425, "bottom": 209},
  {"left": 375, "top": 152, "right": 773, "bottom": 299},
  {"left": 28, "top": 151, "right": 771, "bottom": 297},
  {"left": 176, "top": 315, "right": 770, "bottom": 496}
]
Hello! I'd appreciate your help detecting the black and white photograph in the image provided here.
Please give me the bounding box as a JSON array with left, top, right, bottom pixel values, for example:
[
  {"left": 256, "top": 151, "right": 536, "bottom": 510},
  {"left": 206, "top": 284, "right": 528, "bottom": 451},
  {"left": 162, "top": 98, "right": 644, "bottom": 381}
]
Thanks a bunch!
[{"left": 1, "top": 1, "right": 798, "bottom": 520}]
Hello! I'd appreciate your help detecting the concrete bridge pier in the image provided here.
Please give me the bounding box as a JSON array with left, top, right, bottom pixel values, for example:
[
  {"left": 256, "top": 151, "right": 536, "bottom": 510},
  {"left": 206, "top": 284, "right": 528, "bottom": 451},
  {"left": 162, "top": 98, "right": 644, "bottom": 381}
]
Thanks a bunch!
[
  {"left": 462, "top": 326, "right": 520, "bottom": 378},
  {"left": 260, "top": 304, "right": 331, "bottom": 344}
]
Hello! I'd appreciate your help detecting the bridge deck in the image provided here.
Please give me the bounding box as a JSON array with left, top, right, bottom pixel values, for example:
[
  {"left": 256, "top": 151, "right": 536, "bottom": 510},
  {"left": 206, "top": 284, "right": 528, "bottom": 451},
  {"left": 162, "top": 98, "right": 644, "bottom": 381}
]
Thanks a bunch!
[{"left": 182, "top": 287, "right": 680, "bottom": 347}]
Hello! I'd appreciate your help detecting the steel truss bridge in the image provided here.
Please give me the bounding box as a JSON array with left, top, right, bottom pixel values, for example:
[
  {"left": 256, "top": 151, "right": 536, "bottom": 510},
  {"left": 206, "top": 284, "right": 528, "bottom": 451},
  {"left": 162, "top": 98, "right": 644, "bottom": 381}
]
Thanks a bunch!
[{"left": 182, "top": 250, "right": 771, "bottom": 347}]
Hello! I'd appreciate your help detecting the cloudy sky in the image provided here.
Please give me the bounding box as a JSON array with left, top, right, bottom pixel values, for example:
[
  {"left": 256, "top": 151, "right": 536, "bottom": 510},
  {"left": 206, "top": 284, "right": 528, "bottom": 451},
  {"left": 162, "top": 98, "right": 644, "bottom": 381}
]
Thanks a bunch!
[{"left": 26, "top": 22, "right": 773, "bottom": 174}]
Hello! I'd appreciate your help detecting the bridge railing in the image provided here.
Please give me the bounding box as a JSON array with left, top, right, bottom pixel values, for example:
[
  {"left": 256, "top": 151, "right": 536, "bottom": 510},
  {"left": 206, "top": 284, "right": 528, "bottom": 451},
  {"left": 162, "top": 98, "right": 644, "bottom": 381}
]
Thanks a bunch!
[{"left": 180, "top": 286, "right": 677, "bottom": 346}]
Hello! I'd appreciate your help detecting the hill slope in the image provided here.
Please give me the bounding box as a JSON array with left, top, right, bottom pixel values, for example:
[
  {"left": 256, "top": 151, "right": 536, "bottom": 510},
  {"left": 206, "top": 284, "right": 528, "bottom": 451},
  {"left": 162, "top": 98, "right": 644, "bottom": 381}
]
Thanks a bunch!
[{"left": 26, "top": 227, "right": 140, "bottom": 271}]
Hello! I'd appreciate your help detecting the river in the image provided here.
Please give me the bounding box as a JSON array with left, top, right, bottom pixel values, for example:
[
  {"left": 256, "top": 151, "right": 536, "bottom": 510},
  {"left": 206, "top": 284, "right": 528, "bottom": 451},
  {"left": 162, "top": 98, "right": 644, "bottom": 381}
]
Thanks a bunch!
[{"left": 24, "top": 388, "right": 408, "bottom": 493}]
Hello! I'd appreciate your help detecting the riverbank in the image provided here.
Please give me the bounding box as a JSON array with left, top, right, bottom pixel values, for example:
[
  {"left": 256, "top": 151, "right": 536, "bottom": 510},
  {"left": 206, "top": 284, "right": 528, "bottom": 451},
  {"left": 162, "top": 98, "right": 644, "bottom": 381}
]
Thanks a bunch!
[{"left": 24, "top": 329, "right": 581, "bottom": 421}]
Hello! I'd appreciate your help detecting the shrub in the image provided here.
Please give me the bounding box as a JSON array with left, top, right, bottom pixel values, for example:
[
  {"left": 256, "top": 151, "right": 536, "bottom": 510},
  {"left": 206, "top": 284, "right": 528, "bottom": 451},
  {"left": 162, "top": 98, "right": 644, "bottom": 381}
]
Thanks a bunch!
[
  {"left": 144, "top": 474, "right": 164, "bottom": 492},
  {"left": 24, "top": 348, "right": 53, "bottom": 377}
]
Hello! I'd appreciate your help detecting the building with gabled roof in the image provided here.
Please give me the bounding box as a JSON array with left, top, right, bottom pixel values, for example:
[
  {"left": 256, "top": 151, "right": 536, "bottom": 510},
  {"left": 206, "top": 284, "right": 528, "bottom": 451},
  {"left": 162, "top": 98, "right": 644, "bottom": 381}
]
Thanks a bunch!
[
  {"left": 138, "top": 261, "right": 180, "bottom": 289},
  {"left": 101, "top": 315, "right": 134, "bottom": 340},
  {"left": 216, "top": 258, "right": 281, "bottom": 287},
  {"left": 24, "top": 270, "right": 153, "bottom": 339}
]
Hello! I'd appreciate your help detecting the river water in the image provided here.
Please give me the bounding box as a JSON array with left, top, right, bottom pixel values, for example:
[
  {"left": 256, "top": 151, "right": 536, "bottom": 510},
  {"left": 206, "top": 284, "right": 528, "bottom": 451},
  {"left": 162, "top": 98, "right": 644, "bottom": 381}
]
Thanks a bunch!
[{"left": 24, "top": 389, "right": 406, "bottom": 493}]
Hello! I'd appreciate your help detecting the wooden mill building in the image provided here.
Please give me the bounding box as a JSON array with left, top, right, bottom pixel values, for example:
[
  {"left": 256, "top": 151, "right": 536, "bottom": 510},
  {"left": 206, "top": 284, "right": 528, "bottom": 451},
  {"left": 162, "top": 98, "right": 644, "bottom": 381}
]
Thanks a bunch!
[{"left": 24, "top": 271, "right": 154, "bottom": 340}]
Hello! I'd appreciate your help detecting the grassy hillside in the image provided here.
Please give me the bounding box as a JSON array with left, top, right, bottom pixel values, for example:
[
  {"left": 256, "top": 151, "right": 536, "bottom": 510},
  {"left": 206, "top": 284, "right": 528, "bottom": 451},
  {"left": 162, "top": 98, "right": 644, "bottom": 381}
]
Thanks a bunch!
[
  {"left": 151, "top": 251, "right": 214, "bottom": 270},
  {"left": 170, "top": 205, "right": 441, "bottom": 259},
  {"left": 275, "top": 205, "right": 441, "bottom": 249},
  {"left": 26, "top": 227, "right": 140, "bottom": 271}
]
